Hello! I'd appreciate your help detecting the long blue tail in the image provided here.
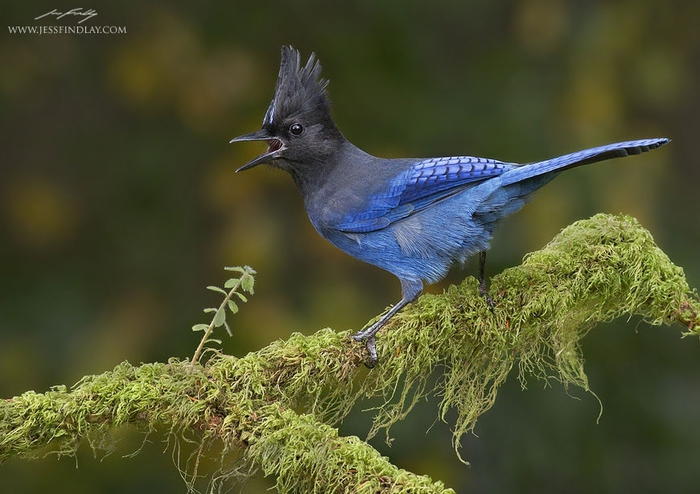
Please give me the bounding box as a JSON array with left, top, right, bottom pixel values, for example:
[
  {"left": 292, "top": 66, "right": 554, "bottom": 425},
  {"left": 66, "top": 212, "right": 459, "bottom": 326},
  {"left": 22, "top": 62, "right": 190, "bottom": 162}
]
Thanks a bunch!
[{"left": 500, "top": 138, "right": 669, "bottom": 187}]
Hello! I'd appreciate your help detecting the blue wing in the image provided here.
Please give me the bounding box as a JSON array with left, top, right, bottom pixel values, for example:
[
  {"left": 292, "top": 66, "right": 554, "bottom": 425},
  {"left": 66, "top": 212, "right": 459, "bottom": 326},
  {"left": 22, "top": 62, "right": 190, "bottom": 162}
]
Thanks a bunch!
[
  {"left": 336, "top": 156, "right": 513, "bottom": 233},
  {"left": 334, "top": 138, "right": 669, "bottom": 234}
]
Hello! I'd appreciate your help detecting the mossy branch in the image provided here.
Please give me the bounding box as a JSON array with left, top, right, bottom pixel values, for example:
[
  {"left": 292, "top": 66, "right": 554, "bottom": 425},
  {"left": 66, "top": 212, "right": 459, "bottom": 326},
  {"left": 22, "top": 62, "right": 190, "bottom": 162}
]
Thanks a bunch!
[{"left": 1, "top": 214, "right": 698, "bottom": 493}]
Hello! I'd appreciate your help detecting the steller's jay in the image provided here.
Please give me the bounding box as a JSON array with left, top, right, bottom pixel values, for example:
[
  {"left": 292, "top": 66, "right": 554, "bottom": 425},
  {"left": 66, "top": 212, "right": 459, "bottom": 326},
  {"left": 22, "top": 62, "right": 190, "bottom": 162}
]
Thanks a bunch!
[{"left": 231, "top": 46, "right": 669, "bottom": 366}]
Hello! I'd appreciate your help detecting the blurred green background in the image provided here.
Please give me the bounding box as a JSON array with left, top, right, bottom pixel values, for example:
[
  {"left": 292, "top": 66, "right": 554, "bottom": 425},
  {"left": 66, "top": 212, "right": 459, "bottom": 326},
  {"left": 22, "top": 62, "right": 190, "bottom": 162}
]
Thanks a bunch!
[{"left": 1, "top": 1, "right": 699, "bottom": 492}]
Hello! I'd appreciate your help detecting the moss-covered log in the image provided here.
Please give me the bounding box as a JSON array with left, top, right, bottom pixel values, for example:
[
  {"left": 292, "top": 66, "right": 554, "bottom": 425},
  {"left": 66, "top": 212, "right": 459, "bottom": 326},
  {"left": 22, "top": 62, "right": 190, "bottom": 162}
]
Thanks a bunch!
[{"left": 1, "top": 214, "right": 698, "bottom": 492}]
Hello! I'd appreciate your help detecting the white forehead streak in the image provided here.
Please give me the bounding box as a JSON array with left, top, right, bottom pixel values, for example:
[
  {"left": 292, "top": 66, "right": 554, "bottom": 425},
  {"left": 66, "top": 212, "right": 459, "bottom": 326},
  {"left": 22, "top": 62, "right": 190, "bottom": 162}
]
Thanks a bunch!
[{"left": 263, "top": 100, "right": 276, "bottom": 125}]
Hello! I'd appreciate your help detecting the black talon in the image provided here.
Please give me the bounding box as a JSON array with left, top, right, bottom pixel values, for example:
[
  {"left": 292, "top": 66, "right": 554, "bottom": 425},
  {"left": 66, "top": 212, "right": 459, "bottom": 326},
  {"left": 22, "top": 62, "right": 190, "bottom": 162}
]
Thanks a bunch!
[{"left": 364, "top": 336, "right": 377, "bottom": 368}]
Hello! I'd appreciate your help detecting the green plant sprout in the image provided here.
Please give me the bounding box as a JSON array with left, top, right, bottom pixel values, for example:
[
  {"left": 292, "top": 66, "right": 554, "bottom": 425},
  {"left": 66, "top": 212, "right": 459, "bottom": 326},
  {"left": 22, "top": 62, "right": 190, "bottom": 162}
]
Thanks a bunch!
[{"left": 190, "top": 266, "right": 256, "bottom": 364}]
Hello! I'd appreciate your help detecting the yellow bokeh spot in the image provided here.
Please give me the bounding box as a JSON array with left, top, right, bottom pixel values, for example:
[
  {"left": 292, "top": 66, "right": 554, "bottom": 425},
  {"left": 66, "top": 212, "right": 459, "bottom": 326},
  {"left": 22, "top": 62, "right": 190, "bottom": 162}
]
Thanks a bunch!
[{"left": 3, "top": 176, "right": 79, "bottom": 249}]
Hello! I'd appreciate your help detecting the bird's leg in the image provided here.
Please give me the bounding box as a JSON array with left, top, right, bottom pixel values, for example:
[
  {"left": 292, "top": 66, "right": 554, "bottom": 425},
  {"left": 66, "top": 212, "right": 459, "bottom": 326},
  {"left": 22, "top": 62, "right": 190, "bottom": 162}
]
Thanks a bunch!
[
  {"left": 478, "top": 251, "right": 495, "bottom": 309},
  {"left": 353, "top": 278, "right": 422, "bottom": 367}
]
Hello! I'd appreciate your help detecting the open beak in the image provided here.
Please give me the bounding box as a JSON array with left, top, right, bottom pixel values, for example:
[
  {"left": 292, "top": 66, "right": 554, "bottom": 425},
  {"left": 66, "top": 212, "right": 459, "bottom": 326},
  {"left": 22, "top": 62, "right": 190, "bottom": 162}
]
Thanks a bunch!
[{"left": 230, "top": 129, "right": 285, "bottom": 172}]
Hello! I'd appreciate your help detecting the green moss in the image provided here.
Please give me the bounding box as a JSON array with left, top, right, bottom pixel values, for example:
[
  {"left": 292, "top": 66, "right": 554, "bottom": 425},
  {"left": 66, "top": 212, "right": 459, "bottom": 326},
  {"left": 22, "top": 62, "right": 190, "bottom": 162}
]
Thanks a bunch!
[
  {"left": 364, "top": 214, "right": 698, "bottom": 454},
  {"left": 247, "top": 406, "right": 454, "bottom": 493},
  {"left": 1, "top": 214, "right": 697, "bottom": 492}
]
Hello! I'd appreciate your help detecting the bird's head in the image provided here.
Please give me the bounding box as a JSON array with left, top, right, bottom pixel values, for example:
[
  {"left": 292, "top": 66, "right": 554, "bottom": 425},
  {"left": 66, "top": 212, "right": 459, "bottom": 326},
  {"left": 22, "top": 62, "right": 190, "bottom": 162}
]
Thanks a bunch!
[{"left": 231, "top": 46, "right": 343, "bottom": 175}]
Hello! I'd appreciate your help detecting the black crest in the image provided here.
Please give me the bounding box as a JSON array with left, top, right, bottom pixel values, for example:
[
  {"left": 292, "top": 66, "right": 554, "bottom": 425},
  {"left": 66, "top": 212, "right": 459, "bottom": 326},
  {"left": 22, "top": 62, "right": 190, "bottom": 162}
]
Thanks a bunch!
[{"left": 263, "top": 46, "right": 331, "bottom": 127}]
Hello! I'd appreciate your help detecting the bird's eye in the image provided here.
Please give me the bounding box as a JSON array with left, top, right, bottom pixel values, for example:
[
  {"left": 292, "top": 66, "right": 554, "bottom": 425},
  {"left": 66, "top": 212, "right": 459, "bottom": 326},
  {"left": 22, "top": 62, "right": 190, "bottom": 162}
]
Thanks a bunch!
[{"left": 289, "top": 123, "right": 304, "bottom": 136}]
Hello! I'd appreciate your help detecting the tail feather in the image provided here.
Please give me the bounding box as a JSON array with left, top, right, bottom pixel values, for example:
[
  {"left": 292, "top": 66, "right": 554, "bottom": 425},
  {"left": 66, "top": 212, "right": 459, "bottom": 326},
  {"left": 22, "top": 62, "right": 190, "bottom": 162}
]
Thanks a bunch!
[{"left": 499, "top": 138, "right": 669, "bottom": 187}]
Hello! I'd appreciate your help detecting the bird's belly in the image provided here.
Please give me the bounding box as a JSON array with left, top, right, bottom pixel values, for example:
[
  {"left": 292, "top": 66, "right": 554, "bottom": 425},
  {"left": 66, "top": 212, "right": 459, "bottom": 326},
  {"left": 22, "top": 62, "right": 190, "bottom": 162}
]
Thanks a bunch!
[{"left": 322, "top": 211, "right": 492, "bottom": 285}]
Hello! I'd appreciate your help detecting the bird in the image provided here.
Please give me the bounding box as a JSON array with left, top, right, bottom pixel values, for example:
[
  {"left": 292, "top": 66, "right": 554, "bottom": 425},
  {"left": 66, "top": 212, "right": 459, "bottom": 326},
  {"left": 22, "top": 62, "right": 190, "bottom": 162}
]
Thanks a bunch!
[{"left": 231, "top": 46, "right": 669, "bottom": 366}]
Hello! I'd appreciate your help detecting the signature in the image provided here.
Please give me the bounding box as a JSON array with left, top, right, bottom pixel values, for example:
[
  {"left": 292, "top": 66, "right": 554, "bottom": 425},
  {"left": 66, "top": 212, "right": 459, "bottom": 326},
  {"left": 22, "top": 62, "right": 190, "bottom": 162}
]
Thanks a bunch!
[{"left": 35, "top": 8, "right": 98, "bottom": 24}]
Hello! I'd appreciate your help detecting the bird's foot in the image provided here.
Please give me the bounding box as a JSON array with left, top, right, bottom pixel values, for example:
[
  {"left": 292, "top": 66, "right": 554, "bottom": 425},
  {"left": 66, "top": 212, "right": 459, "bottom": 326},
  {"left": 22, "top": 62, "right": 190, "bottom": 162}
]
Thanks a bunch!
[
  {"left": 352, "top": 326, "right": 374, "bottom": 342},
  {"left": 362, "top": 336, "right": 378, "bottom": 368},
  {"left": 479, "top": 281, "right": 495, "bottom": 311},
  {"left": 352, "top": 328, "right": 379, "bottom": 368}
]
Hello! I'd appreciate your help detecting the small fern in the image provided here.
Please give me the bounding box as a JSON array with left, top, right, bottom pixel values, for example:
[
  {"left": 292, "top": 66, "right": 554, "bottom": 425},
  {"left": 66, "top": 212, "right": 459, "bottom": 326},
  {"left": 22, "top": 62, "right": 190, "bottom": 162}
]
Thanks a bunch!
[{"left": 190, "top": 266, "right": 256, "bottom": 364}]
